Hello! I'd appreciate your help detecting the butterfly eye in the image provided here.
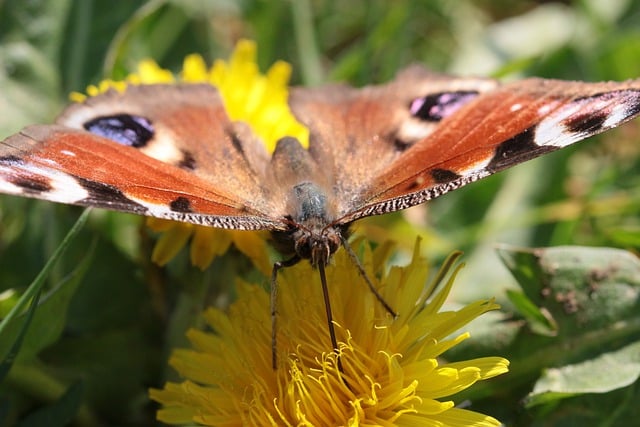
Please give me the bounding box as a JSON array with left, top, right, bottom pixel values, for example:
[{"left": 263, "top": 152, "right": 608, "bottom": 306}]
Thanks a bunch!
[
  {"left": 84, "top": 114, "right": 154, "bottom": 147},
  {"left": 409, "top": 91, "right": 478, "bottom": 121}
]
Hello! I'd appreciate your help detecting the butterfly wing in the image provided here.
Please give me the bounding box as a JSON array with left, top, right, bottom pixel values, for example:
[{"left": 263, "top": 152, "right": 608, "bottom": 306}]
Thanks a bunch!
[
  {"left": 348, "top": 77, "right": 640, "bottom": 221},
  {"left": 289, "top": 67, "right": 640, "bottom": 223},
  {"left": 0, "top": 84, "right": 285, "bottom": 230},
  {"left": 289, "top": 66, "right": 498, "bottom": 220},
  {"left": 3, "top": 69, "right": 639, "bottom": 230}
]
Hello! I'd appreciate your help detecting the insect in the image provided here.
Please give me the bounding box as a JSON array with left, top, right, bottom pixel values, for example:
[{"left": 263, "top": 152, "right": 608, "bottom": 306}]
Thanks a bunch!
[{"left": 1, "top": 64, "right": 639, "bottom": 368}]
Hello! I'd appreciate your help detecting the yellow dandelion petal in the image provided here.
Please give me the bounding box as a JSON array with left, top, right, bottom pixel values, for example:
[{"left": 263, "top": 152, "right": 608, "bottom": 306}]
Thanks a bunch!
[
  {"left": 150, "top": 240, "right": 508, "bottom": 425},
  {"left": 146, "top": 217, "right": 180, "bottom": 232},
  {"left": 85, "top": 84, "right": 100, "bottom": 97},
  {"left": 151, "top": 223, "right": 194, "bottom": 266},
  {"left": 126, "top": 74, "right": 141, "bottom": 85},
  {"left": 69, "top": 91, "right": 86, "bottom": 102},
  {"left": 231, "top": 39, "right": 258, "bottom": 67},
  {"left": 151, "top": 382, "right": 202, "bottom": 424},
  {"left": 428, "top": 407, "right": 502, "bottom": 427},
  {"left": 96, "top": 81, "right": 110, "bottom": 93},
  {"left": 267, "top": 60, "right": 292, "bottom": 87},
  {"left": 189, "top": 227, "right": 232, "bottom": 270},
  {"left": 429, "top": 366, "right": 485, "bottom": 398},
  {"left": 412, "top": 397, "right": 455, "bottom": 416},
  {"left": 93, "top": 79, "right": 125, "bottom": 94},
  {"left": 208, "top": 59, "right": 227, "bottom": 85},
  {"left": 227, "top": 230, "right": 273, "bottom": 276},
  {"left": 70, "top": 56, "right": 175, "bottom": 102},
  {"left": 135, "top": 59, "right": 175, "bottom": 83},
  {"left": 181, "top": 53, "right": 210, "bottom": 82},
  {"left": 447, "top": 357, "right": 510, "bottom": 380},
  {"left": 208, "top": 39, "right": 309, "bottom": 152}
]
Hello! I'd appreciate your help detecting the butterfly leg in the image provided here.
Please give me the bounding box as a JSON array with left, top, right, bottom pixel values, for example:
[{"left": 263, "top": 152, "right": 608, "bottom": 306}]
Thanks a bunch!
[
  {"left": 339, "top": 235, "right": 398, "bottom": 318},
  {"left": 271, "top": 255, "right": 301, "bottom": 369}
]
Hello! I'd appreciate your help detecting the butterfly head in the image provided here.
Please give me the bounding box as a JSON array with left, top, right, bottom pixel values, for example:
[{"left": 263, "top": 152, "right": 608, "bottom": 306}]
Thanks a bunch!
[{"left": 292, "top": 222, "right": 343, "bottom": 267}]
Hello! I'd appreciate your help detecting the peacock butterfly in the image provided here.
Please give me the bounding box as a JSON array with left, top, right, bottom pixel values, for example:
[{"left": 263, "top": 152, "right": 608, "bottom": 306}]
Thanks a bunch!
[{"left": 2, "top": 58, "right": 640, "bottom": 367}]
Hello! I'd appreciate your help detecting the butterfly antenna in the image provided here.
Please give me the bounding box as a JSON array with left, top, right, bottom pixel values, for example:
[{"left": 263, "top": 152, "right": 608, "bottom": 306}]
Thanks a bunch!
[
  {"left": 271, "top": 255, "right": 300, "bottom": 369},
  {"left": 339, "top": 235, "right": 398, "bottom": 318}
]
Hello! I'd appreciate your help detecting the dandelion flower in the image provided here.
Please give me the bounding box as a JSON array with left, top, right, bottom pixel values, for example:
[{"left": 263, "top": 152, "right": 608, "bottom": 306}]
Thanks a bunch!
[{"left": 150, "top": 241, "right": 509, "bottom": 426}]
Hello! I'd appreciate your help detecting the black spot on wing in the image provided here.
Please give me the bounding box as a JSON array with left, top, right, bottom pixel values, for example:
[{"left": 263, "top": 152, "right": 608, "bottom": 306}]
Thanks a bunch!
[
  {"left": 179, "top": 150, "right": 197, "bottom": 170},
  {"left": 11, "top": 177, "right": 52, "bottom": 194},
  {"left": 563, "top": 110, "right": 609, "bottom": 135},
  {"left": 568, "top": 89, "right": 640, "bottom": 132},
  {"left": 624, "top": 92, "right": 640, "bottom": 116},
  {"left": 405, "top": 180, "right": 420, "bottom": 191},
  {"left": 84, "top": 114, "right": 154, "bottom": 148},
  {"left": 487, "top": 126, "right": 556, "bottom": 172},
  {"left": 77, "top": 178, "right": 148, "bottom": 213},
  {"left": 227, "top": 128, "right": 246, "bottom": 157},
  {"left": 431, "top": 168, "right": 461, "bottom": 183},
  {"left": 0, "top": 156, "right": 52, "bottom": 194},
  {"left": 170, "top": 196, "right": 192, "bottom": 213},
  {"left": 0, "top": 155, "right": 23, "bottom": 165},
  {"left": 392, "top": 136, "right": 412, "bottom": 152},
  {"left": 224, "top": 127, "right": 264, "bottom": 172},
  {"left": 410, "top": 91, "right": 479, "bottom": 122}
]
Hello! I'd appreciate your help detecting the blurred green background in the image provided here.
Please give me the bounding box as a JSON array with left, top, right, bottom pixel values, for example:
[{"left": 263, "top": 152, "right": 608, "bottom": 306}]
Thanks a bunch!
[{"left": 1, "top": 0, "right": 639, "bottom": 425}]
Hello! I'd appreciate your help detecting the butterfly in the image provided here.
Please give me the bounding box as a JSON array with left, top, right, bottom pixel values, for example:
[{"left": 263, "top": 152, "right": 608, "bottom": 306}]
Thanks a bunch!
[{"left": 2, "top": 64, "right": 640, "bottom": 368}]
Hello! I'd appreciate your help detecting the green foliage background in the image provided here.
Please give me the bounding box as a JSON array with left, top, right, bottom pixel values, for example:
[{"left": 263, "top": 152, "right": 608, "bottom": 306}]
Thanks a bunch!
[{"left": 0, "top": 0, "right": 639, "bottom": 425}]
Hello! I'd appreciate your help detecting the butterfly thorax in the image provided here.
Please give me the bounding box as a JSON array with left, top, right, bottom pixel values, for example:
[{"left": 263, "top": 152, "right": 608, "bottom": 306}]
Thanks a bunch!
[
  {"left": 270, "top": 180, "right": 348, "bottom": 267},
  {"left": 267, "top": 137, "right": 346, "bottom": 266}
]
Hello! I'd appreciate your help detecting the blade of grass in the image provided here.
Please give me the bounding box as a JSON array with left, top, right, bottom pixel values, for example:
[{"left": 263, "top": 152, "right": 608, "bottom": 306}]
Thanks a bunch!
[{"left": 290, "top": 0, "right": 323, "bottom": 85}]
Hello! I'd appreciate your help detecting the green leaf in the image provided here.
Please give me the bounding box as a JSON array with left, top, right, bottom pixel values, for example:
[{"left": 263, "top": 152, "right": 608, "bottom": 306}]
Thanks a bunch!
[
  {"left": 16, "top": 382, "right": 84, "bottom": 427},
  {"left": 497, "top": 245, "right": 640, "bottom": 336},
  {"left": 608, "top": 226, "right": 640, "bottom": 248},
  {"left": 0, "top": 211, "right": 90, "bottom": 367},
  {"left": 473, "top": 245, "right": 640, "bottom": 413},
  {"left": 506, "top": 289, "right": 557, "bottom": 336},
  {"left": 17, "top": 245, "right": 93, "bottom": 360},
  {"left": 527, "top": 341, "right": 640, "bottom": 407}
]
